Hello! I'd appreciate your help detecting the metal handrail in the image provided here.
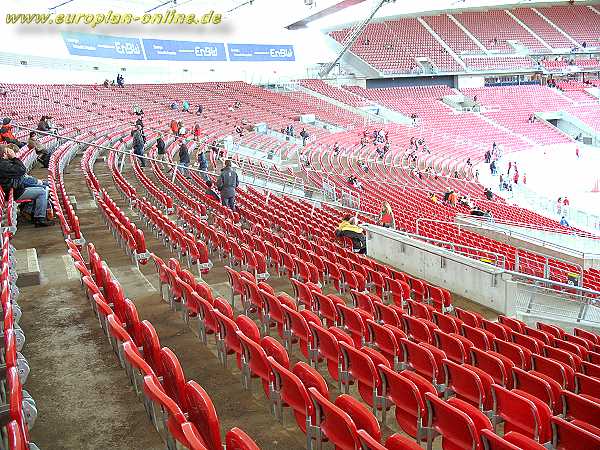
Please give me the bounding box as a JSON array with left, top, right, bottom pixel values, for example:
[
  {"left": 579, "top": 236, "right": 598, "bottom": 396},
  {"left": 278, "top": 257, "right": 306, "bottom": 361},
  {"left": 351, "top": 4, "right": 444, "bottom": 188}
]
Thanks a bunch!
[
  {"left": 457, "top": 215, "right": 600, "bottom": 259},
  {"left": 456, "top": 213, "right": 600, "bottom": 240},
  {"left": 14, "top": 123, "right": 381, "bottom": 218},
  {"left": 396, "top": 230, "right": 506, "bottom": 268},
  {"left": 367, "top": 224, "right": 600, "bottom": 299}
]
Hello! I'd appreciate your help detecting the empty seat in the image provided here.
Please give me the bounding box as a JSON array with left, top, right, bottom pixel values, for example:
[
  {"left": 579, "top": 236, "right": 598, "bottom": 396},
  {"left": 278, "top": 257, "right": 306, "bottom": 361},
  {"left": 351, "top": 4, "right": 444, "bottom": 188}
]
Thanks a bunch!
[
  {"left": 378, "top": 365, "right": 434, "bottom": 441},
  {"left": 425, "top": 392, "right": 493, "bottom": 450},
  {"left": 225, "top": 427, "right": 260, "bottom": 450},
  {"left": 490, "top": 384, "right": 551, "bottom": 443},
  {"left": 561, "top": 390, "right": 600, "bottom": 434},
  {"left": 550, "top": 416, "right": 600, "bottom": 450},
  {"left": 308, "top": 387, "right": 381, "bottom": 449},
  {"left": 480, "top": 429, "right": 546, "bottom": 450}
]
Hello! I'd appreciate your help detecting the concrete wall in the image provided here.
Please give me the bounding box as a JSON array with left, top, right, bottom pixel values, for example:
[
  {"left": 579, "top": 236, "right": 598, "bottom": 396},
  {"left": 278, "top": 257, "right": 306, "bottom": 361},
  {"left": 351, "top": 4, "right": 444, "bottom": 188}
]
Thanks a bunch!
[
  {"left": 457, "top": 75, "right": 485, "bottom": 90},
  {"left": 365, "top": 224, "right": 510, "bottom": 313},
  {"left": 365, "top": 224, "right": 600, "bottom": 331}
]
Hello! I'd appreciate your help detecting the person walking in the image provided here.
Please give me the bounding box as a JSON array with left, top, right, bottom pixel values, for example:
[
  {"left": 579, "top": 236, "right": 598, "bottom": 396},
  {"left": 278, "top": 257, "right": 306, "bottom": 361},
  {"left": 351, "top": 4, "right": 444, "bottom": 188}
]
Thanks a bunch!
[
  {"left": 132, "top": 127, "right": 145, "bottom": 167},
  {"left": 216, "top": 159, "right": 239, "bottom": 210},
  {"left": 177, "top": 141, "right": 191, "bottom": 176}
]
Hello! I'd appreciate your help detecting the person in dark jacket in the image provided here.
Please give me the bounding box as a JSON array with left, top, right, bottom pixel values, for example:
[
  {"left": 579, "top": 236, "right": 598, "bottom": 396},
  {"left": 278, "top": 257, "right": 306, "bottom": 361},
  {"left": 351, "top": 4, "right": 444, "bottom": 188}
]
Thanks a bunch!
[
  {"left": 156, "top": 134, "right": 166, "bottom": 161},
  {"left": 178, "top": 142, "right": 190, "bottom": 176},
  {"left": 300, "top": 128, "right": 309, "bottom": 146},
  {"left": 197, "top": 149, "right": 209, "bottom": 180},
  {"left": 131, "top": 127, "right": 145, "bottom": 167},
  {"left": 216, "top": 159, "right": 239, "bottom": 210},
  {"left": 0, "top": 145, "right": 53, "bottom": 226}
]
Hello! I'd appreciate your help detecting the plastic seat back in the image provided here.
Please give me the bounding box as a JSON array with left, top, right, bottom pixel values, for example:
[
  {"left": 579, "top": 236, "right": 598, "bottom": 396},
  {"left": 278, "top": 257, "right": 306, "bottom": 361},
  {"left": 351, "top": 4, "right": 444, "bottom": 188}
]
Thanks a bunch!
[
  {"left": 184, "top": 381, "right": 222, "bottom": 450},
  {"left": 425, "top": 393, "right": 492, "bottom": 450},
  {"left": 551, "top": 416, "right": 600, "bottom": 450},
  {"left": 378, "top": 365, "right": 433, "bottom": 441},
  {"left": 225, "top": 427, "right": 260, "bottom": 450}
]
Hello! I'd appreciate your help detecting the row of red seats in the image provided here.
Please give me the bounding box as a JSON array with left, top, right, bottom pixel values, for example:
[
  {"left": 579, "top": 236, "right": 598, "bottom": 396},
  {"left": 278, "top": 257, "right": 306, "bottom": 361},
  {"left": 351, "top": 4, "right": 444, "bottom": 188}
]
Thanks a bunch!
[
  {"left": 67, "top": 238, "right": 260, "bottom": 450},
  {"left": 0, "top": 229, "right": 38, "bottom": 450},
  {"left": 215, "top": 261, "right": 600, "bottom": 449},
  {"left": 154, "top": 256, "right": 423, "bottom": 449}
]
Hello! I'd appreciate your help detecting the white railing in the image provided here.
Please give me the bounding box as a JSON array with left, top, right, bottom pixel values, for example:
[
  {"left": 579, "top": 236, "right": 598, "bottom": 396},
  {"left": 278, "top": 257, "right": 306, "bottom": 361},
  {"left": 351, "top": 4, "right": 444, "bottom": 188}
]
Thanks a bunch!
[{"left": 503, "top": 184, "right": 600, "bottom": 236}]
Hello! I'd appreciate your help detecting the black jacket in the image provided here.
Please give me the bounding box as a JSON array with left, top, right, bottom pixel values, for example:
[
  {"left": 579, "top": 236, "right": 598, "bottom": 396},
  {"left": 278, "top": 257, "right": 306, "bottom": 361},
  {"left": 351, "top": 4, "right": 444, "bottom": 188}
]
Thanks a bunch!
[
  {"left": 179, "top": 145, "right": 190, "bottom": 164},
  {"left": 0, "top": 158, "right": 26, "bottom": 199},
  {"left": 156, "top": 138, "right": 166, "bottom": 155}
]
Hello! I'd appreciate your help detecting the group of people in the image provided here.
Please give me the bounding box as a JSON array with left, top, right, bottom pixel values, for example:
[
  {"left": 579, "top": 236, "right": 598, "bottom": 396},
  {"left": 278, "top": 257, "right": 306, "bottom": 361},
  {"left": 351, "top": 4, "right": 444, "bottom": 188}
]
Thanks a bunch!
[
  {"left": 0, "top": 141, "right": 54, "bottom": 227},
  {"left": 170, "top": 101, "right": 203, "bottom": 115},
  {"left": 228, "top": 101, "right": 242, "bottom": 112},
  {"left": 102, "top": 74, "right": 125, "bottom": 88}
]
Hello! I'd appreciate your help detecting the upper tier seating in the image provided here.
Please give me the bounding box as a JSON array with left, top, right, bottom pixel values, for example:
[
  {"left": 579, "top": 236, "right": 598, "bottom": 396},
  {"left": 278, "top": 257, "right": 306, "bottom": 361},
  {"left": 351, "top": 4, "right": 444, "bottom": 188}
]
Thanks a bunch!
[
  {"left": 330, "top": 19, "right": 462, "bottom": 74},
  {"left": 451, "top": 10, "right": 547, "bottom": 53},
  {"left": 327, "top": 5, "right": 600, "bottom": 73},
  {"left": 537, "top": 5, "right": 600, "bottom": 46}
]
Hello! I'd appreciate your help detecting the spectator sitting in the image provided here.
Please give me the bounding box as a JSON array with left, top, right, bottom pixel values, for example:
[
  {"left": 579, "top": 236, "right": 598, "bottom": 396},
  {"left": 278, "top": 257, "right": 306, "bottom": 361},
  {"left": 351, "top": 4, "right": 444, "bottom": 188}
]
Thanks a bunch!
[
  {"left": 182, "top": 100, "right": 190, "bottom": 112},
  {"left": 483, "top": 210, "right": 493, "bottom": 221},
  {"left": 103, "top": 79, "right": 110, "bottom": 88},
  {"left": 448, "top": 191, "right": 458, "bottom": 206},
  {"left": 170, "top": 119, "right": 179, "bottom": 135},
  {"left": 37, "top": 115, "right": 57, "bottom": 135},
  {"left": 429, "top": 192, "right": 438, "bottom": 203},
  {"left": 235, "top": 125, "right": 243, "bottom": 137},
  {"left": 470, "top": 207, "right": 485, "bottom": 217},
  {"left": 170, "top": 101, "right": 179, "bottom": 110},
  {"left": 358, "top": 160, "right": 369, "bottom": 173},
  {"left": 560, "top": 216, "right": 570, "bottom": 227},
  {"left": 379, "top": 202, "right": 395, "bottom": 229},
  {"left": 204, "top": 179, "right": 220, "bottom": 202},
  {"left": 347, "top": 175, "right": 357, "bottom": 186},
  {"left": 28, "top": 132, "right": 51, "bottom": 168},
  {"left": 178, "top": 121, "right": 187, "bottom": 136},
  {"left": 0, "top": 118, "right": 25, "bottom": 147},
  {"left": 196, "top": 105, "right": 203, "bottom": 115},
  {"left": 484, "top": 187, "right": 493, "bottom": 201},
  {"left": 133, "top": 104, "right": 143, "bottom": 116},
  {"left": 335, "top": 215, "right": 367, "bottom": 254},
  {"left": 0, "top": 145, "right": 53, "bottom": 226}
]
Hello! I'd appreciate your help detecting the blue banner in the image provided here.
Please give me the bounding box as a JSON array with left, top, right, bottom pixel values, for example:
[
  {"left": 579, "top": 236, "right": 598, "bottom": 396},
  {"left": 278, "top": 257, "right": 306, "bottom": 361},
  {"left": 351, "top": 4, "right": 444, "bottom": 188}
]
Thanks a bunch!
[
  {"left": 227, "top": 43, "right": 295, "bottom": 62},
  {"left": 62, "top": 32, "right": 144, "bottom": 60},
  {"left": 142, "top": 39, "right": 226, "bottom": 61}
]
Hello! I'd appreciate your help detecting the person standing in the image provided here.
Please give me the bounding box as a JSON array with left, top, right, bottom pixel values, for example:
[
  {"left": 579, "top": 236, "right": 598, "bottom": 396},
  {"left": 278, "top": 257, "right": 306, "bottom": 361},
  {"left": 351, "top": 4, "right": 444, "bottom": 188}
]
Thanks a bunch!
[
  {"left": 132, "top": 127, "right": 145, "bottom": 168},
  {"left": 178, "top": 141, "right": 190, "bottom": 176},
  {"left": 197, "top": 148, "right": 209, "bottom": 180},
  {"left": 216, "top": 159, "right": 239, "bottom": 210},
  {"left": 155, "top": 134, "right": 166, "bottom": 164}
]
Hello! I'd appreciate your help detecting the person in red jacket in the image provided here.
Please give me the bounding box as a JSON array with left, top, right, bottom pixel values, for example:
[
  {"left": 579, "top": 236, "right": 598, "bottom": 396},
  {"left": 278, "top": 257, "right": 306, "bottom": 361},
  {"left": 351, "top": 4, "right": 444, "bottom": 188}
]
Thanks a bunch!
[{"left": 0, "top": 118, "right": 25, "bottom": 147}]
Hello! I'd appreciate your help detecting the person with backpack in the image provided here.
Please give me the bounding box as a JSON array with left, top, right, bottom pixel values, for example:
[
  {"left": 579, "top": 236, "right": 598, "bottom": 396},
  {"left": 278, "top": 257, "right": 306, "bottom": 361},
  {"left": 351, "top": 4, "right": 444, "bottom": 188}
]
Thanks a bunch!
[{"left": 216, "top": 159, "right": 239, "bottom": 210}]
